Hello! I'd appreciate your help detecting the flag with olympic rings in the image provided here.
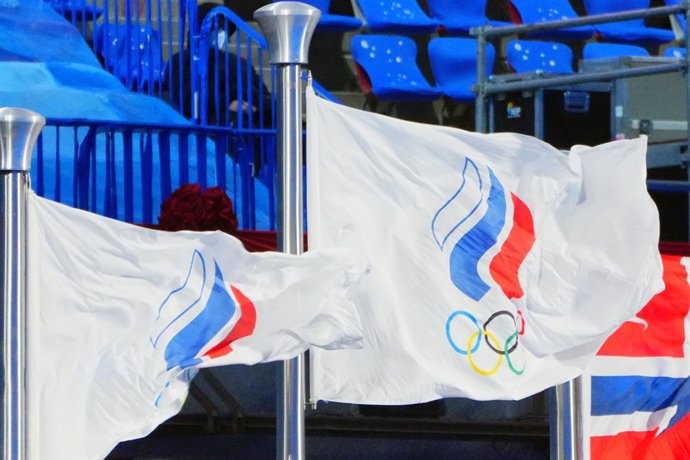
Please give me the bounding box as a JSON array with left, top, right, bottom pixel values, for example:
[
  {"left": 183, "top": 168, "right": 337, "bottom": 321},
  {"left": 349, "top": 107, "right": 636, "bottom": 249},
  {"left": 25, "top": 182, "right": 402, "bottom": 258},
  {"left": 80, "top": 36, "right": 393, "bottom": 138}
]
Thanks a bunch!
[
  {"left": 307, "top": 88, "right": 664, "bottom": 404},
  {"left": 432, "top": 158, "right": 535, "bottom": 378}
]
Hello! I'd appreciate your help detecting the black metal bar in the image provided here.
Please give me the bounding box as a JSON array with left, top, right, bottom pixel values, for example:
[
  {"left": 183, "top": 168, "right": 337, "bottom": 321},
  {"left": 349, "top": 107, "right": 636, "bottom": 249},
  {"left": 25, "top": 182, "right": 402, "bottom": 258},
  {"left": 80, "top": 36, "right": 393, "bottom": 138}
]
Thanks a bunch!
[
  {"left": 647, "top": 180, "right": 690, "bottom": 192},
  {"left": 153, "top": 414, "right": 550, "bottom": 441},
  {"left": 476, "top": 35, "right": 488, "bottom": 132},
  {"left": 198, "top": 371, "right": 247, "bottom": 417}
]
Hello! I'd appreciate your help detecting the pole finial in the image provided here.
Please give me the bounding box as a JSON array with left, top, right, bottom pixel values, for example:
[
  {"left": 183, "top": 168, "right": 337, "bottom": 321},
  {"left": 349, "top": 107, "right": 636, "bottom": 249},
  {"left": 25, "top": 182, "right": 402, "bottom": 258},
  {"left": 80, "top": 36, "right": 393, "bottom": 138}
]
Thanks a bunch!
[
  {"left": 254, "top": 2, "right": 321, "bottom": 65},
  {"left": 0, "top": 107, "right": 46, "bottom": 172}
]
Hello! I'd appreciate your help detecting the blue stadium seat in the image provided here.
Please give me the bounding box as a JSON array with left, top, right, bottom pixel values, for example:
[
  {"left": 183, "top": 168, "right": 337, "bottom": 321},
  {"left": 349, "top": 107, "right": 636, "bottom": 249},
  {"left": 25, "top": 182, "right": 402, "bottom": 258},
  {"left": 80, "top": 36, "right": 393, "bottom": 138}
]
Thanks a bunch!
[
  {"left": 582, "top": 0, "right": 675, "bottom": 45},
  {"left": 428, "top": 38, "right": 495, "bottom": 102},
  {"left": 353, "top": 0, "right": 439, "bottom": 34},
  {"left": 127, "top": 26, "right": 164, "bottom": 89},
  {"left": 425, "top": 0, "right": 511, "bottom": 35},
  {"left": 506, "top": 40, "right": 574, "bottom": 74},
  {"left": 507, "top": 0, "right": 595, "bottom": 40},
  {"left": 350, "top": 34, "right": 441, "bottom": 101},
  {"left": 664, "top": 47, "right": 687, "bottom": 59},
  {"left": 280, "top": 0, "right": 362, "bottom": 32},
  {"left": 582, "top": 43, "right": 651, "bottom": 60},
  {"left": 94, "top": 24, "right": 165, "bottom": 90}
]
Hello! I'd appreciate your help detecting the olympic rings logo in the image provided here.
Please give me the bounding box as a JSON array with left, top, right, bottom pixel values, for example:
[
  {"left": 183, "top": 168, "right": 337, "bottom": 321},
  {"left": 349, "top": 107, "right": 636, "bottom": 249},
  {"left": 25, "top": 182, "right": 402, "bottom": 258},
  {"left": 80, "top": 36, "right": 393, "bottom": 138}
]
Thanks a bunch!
[{"left": 445, "top": 310, "right": 526, "bottom": 376}]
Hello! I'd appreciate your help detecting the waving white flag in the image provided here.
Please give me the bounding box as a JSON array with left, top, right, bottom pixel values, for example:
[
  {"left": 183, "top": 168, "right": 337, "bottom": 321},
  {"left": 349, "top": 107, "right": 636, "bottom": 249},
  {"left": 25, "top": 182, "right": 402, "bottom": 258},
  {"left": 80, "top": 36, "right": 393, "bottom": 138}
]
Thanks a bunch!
[
  {"left": 27, "top": 193, "right": 365, "bottom": 459},
  {"left": 307, "top": 88, "right": 663, "bottom": 404}
]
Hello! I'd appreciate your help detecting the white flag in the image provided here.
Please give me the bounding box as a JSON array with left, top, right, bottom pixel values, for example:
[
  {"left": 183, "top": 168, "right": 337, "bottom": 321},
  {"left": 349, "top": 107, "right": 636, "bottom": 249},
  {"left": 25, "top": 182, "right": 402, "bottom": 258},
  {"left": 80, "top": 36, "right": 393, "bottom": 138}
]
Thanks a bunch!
[
  {"left": 307, "top": 88, "right": 663, "bottom": 404},
  {"left": 27, "top": 193, "right": 365, "bottom": 459}
]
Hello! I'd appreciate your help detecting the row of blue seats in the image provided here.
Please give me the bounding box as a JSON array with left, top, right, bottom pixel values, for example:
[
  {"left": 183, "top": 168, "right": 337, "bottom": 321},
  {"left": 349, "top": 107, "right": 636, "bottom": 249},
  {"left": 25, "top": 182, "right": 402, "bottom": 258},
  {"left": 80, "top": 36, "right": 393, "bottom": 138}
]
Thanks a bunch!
[
  {"left": 351, "top": 35, "right": 689, "bottom": 104},
  {"left": 304, "top": 0, "right": 682, "bottom": 47},
  {"left": 505, "top": 40, "right": 687, "bottom": 74},
  {"left": 508, "top": 0, "right": 680, "bottom": 45}
]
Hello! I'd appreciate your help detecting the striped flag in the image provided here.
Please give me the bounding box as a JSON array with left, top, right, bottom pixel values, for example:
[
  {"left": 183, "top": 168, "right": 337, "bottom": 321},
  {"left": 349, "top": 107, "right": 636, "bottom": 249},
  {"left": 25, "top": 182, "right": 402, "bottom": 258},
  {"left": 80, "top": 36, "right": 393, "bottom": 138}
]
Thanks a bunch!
[{"left": 585, "top": 253, "right": 690, "bottom": 459}]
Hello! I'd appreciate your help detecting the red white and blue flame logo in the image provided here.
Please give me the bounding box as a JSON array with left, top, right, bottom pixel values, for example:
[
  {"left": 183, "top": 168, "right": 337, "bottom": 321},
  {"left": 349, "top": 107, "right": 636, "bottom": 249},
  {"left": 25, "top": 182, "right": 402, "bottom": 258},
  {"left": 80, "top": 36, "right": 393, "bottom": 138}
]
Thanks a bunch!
[
  {"left": 150, "top": 250, "right": 257, "bottom": 371},
  {"left": 433, "top": 158, "right": 535, "bottom": 376}
]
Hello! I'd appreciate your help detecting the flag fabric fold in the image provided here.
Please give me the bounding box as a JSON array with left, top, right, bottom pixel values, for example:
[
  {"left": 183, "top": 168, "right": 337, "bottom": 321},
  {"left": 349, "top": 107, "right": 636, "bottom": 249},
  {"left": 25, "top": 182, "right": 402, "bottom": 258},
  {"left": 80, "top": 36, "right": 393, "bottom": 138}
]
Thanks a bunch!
[
  {"left": 306, "top": 88, "right": 663, "bottom": 404},
  {"left": 27, "top": 193, "right": 366, "bottom": 460}
]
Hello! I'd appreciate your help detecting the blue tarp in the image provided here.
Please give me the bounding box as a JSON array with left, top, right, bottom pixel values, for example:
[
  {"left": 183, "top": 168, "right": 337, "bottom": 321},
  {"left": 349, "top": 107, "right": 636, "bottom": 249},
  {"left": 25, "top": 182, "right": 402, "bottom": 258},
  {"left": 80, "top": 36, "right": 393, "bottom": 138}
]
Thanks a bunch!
[{"left": 0, "top": 1, "right": 186, "bottom": 122}]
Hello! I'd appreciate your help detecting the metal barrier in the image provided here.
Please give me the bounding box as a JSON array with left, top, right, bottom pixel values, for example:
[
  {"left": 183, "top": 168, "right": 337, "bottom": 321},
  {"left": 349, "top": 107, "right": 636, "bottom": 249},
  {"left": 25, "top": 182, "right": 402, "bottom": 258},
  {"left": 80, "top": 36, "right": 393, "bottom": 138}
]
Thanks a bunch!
[
  {"left": 33, "top": 119, "right": 277, "bottom": 230},
  {"left": 33, "top": 2, "right": 345, "bottom": 233},
  {"left": 44, "top": 0, "right": 196, "bottom": 101},
  {"left": 472, "top": 4, "right": 690, "bottom": 197},
  {"left": 42, "top": 1, "right": 278, "bottom": 129},
  {"left": 471, "top": 4, "right": 690, "bottom": 136}
]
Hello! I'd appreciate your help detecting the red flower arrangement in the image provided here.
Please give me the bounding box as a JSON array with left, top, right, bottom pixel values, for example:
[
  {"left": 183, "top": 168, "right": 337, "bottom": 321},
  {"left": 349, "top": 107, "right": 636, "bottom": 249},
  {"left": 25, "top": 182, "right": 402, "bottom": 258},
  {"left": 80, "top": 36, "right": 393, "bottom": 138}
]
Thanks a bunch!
[{"left": 157, "top": 183, "right": 238, "bottom": 235}]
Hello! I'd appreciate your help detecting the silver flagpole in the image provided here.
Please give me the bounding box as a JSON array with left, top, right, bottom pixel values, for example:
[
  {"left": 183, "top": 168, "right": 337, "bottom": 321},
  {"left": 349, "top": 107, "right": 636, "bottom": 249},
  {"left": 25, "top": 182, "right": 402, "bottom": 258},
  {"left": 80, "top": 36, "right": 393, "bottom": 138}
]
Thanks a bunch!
[
  {"left": 254, "top": 4, "right": 320, "bottom": 460},
  {"left": 569, "top": 377, "right": 584, "bottom": 460},
  {"left": 554, "top": 378, "right": 584, "bottom": 460},
  {"left": 0, "top": 107, "right": 46, "bottom": 460}
]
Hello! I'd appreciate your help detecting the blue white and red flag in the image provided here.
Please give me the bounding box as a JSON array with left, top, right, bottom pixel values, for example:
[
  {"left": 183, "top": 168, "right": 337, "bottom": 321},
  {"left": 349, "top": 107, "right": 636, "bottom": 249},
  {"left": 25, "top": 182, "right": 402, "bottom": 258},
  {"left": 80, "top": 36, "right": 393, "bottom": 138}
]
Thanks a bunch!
[
  {"left": 586, "top": 252, "right": 690, "bottom": 459},
  {"left": 307, "top": 87, "right": 664, "bottom": 404},
  {"left": 27, "top": 194, "right": 366, "bottom": 460}
]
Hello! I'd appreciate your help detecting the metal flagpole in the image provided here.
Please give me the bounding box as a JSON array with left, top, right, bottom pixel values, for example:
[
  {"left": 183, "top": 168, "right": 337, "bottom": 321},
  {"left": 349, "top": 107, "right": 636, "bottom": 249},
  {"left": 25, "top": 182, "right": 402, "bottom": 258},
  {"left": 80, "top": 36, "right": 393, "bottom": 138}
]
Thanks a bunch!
[
  {"left": 568, "top": 377, "right": 584, "bottom": 460},
  {"left": 554, "top": 377, "right": 584, "bottom": 460},
  {"left": 0, "top": 107, "right": 46, "bottom": 460},
  {"left": 253, "top": 4, "right": 320, "bottom": 460}
]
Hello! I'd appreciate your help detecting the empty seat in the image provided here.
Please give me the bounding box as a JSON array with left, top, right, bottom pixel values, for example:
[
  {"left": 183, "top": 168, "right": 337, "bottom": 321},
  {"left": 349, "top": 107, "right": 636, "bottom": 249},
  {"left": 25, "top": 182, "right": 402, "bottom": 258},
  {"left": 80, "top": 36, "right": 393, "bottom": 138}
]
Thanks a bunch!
[
  {"left": 507, "top": 0, "right": 595, "bottom": 40},
  {"left": 583, "top": 42, "right": 651, "bottom": 60},
  {"left": 281, "top": 0, "right": 362, "bottom": 32},
  {"left": 506, "top": 39, "right": 574, "bottom": 73},
  {"left": 428, "top": 37, "right": 495, "bottom": 102},
  {"left": 426, "top": 0, "right": 511, "bottom": 36},
  {"left": 664, "top": 46, "right": 687, "bottom": 58},
  {"left": 353, "top": 0, "right": 439, "bottom": 34},
  {"left": 350, "top": 34, "right": 441, "bottom": 101},
  {"left": 94, "top": 24, "right": 165, "bottom": 90},
  {"left": 582, "top": 0, "right": 675, "bottom": 45}
]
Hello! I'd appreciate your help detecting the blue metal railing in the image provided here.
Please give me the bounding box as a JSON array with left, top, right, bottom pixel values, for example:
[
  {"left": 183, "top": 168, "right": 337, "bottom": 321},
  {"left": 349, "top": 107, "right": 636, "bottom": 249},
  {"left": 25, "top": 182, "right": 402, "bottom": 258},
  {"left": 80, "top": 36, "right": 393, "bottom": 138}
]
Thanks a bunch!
[
  {"left": 34, "top": 119, "right": 276, "bottom": 230},
  {"left": 38, "top": 0, "right": 339, "bottom": 232},
  {"left": 44, "top": 1, "right": 198, "bottom": 104}
]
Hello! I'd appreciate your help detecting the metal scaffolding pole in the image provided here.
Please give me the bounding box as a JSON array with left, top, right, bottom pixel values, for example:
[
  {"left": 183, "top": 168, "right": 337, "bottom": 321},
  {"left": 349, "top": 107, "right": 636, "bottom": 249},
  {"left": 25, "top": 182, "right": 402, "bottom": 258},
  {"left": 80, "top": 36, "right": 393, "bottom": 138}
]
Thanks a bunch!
[
  {"left": 254, "top": 3, "right": 320, "bottom": 460},
  {"left": 553, "top": 377, "right": 584, "bottom": 460},
  {"left": 0, "top": 107, "right": 45, "bottom": 460}
]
